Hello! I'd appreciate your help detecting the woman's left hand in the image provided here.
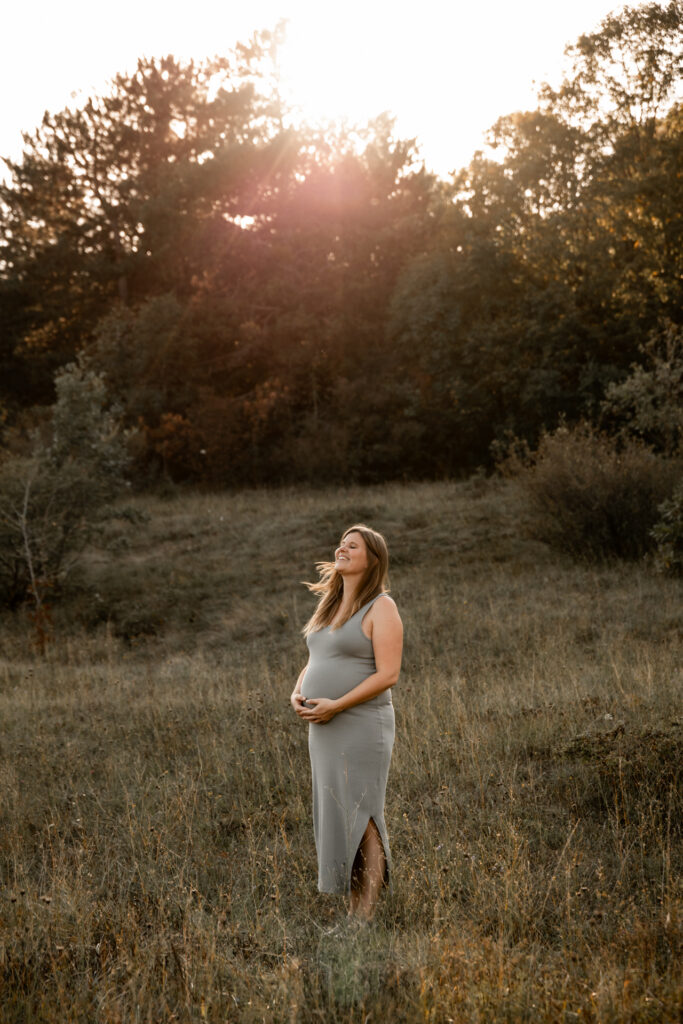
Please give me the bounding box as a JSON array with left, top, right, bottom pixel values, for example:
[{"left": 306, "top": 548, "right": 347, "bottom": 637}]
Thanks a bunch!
[{"left": 301, "top": 698, "right": 338, "bottom": 724}]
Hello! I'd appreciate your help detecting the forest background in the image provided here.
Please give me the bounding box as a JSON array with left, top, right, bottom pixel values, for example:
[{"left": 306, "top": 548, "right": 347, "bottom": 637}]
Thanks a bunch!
[{"left": 1, "top": 1, "right": 681, "bottom": 491}]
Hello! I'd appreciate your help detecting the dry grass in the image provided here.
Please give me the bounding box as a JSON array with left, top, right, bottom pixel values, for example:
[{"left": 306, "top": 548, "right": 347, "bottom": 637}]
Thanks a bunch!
[{"left": 0, "top": 479, "right": 681, "bottom": 1022}]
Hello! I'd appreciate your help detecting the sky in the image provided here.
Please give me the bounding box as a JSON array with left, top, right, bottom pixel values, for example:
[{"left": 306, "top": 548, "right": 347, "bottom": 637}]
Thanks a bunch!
[{"left": 0, "top": 1, "right": 648, "bottom": 179}]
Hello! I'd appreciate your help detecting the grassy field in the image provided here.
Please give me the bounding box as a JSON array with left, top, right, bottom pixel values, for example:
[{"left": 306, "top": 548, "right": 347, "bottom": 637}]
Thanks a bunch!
[{"left": 0, "top": 478, "right": 681, "bottom": 1022}]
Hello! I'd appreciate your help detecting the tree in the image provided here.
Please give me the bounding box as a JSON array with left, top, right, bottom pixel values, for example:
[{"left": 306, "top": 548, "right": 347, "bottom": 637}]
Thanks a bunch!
[
  {"left": 2, "top": 6, "right": 679, "bottom": 485},
  {"left": 602, "top": 320, "right": 683, "bottom": 454},
  {"left": 0, "top": 36, "right": 438, "bottom": 484},
  {"left": 81, "top": 117, "right": 438, "bottom": 484},
  {"left": 388, "top": 2, "right": 683, "bottom": 467},
  {"left": 0, "top": 360, "right": 128, "bottom": 631},
  {"left": 0, "top": 36, "right": 294, "bottom": 410}
]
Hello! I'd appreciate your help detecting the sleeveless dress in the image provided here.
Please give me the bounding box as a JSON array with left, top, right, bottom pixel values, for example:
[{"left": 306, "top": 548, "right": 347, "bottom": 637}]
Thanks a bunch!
[{"left": 300, "top": 594, "right": 396, "bottom": 894}]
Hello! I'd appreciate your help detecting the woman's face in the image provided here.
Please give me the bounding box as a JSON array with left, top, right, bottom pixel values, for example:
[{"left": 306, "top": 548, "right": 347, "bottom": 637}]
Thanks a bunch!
[{"left": 334, "top": 531, "right": 369, "bottom": 577}]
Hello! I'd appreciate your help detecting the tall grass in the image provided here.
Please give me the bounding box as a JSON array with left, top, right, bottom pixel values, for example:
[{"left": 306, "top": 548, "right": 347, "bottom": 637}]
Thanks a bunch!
[{"left": 0, "top": 480, "right": 680, "bottom": 1021}]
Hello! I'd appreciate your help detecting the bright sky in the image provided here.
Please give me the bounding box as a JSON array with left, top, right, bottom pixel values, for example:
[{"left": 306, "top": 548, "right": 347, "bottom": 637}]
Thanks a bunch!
[{"left": 0, "top": 1, "right": 652, "bottom": 179}]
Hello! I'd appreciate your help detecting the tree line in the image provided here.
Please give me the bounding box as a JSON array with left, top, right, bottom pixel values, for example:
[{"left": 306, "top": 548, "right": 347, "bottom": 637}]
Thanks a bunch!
[{"left": 1, "top": 2, "right": 681, "bottom": 486}]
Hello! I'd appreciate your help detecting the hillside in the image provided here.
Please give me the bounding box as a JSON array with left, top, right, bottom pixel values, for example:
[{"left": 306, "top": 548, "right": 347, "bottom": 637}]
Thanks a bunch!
[{"left": 0, "top": 478, "right": 680, "bottom": 1022}]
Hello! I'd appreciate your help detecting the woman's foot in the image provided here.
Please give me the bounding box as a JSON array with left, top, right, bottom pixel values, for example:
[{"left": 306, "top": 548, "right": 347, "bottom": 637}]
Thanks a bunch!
[{"left": 322, "top": 915, "right": 371, "bottom": 937}]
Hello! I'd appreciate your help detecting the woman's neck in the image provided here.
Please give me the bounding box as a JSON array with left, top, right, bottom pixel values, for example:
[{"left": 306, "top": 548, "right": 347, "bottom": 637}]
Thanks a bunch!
[
  {"left": 330, "top": 581, "right": 361, "bottom": 623},
  {"left": 339, "top": 578, "right": 361, "bottom": 609}
]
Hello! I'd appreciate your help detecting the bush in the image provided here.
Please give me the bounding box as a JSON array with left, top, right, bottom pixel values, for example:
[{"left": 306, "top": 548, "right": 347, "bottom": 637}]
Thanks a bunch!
[
  {"left": 601, "top": 320, "right": 683, "bottom": 456},
  {"left": 511, "top": 423, "right": 679, "bottom": 560},
  {"left": 0, "top": 360, "right": 129, "bottom": 620},
  {"left": 651, "top": 479, "right": 683, "bottom": 576}
]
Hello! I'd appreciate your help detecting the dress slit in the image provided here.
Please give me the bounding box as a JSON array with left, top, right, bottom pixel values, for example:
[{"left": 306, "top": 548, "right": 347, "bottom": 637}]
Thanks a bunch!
[{"left": 349, "top": 815, "right": 391, "bottom": 893}]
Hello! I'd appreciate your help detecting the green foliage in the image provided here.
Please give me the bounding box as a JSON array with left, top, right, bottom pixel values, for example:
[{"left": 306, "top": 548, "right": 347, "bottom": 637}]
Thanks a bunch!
[
  {"left": 510, "top": 423, "right": 679, "bottom": 560},
  {"left": 49, "top": 359, "right": 130, "bottom": 480},
  {"left": 0, "top": 41, "right": 293, "bottom": 407},
  {"left": 79, "top": 115, "right": 436, "bottom": 486},
  {"left": 1, "top": 5, "right": 682, "bottom": 482},
  {"left": 389, "top": 5, "right": 683, "bottom": 464},
  {"left": 540, "top": 1, "right": 683, "bottom": 137},
  {"left": 0, "top": 361, "right": 128, "bottom": 614},
  {"left": 422, "top": 1, "right": 683, "bottom": 457},
  {"left": 651, "top": 478, "right": 683, "bottom": 575},
  {"left": 602, "top": 320, "right": 683, "bottom": 455}
]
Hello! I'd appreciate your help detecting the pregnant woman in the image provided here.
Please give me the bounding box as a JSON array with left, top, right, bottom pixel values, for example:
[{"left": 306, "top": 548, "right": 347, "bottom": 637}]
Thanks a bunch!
[{"left": 291, "top": 524, "right": 403, "bottom": 923}]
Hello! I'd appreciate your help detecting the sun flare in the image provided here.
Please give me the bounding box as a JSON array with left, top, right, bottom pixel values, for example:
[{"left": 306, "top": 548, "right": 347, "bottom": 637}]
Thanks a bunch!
[
  {"left": 274, "top": 3, "right": 543, "bottom": 173},
  {"left": 0, "top": 0, "right": 640, "bottom": 181},
  {"left": 277, "top": 10, "right": 394, "bottom": 124}
]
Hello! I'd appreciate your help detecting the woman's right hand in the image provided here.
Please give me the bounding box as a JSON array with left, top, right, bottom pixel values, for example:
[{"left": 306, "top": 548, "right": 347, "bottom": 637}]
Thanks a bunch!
[{"left": 290, "top": 691, "right": 308, "bottom": 717}]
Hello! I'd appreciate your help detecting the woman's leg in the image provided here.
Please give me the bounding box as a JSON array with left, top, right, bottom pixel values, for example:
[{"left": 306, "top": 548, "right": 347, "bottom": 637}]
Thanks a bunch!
[{"left": 349, "top": 818, "right": 386, "bottom": 920}]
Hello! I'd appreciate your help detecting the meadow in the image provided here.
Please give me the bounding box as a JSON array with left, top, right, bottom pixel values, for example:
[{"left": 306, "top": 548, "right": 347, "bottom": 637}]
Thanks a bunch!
[{"left": 0, "top": 478, "right": 680, "bottom": 1022}]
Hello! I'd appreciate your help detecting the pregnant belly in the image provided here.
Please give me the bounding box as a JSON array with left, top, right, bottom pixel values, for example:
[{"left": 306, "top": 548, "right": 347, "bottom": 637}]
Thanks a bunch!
[{"left": 301, "top": 660, "right": 372, "bottom": 702}]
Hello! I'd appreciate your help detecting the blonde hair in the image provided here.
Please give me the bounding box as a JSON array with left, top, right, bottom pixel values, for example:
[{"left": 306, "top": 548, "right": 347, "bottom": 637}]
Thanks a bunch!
[{"left": 302, "top": 524, "right": 390, "bottom": 636}]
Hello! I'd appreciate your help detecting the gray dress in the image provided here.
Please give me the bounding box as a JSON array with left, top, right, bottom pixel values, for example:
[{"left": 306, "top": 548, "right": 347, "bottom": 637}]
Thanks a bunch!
[{"left": 301, "top": 594, "right": 396, "bottom": 894}]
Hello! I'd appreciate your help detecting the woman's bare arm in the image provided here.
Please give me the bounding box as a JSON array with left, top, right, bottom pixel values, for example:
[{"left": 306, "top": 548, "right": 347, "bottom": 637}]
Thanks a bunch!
[{"left": 301, "top": 597, "right": 403, "bottom": 724}]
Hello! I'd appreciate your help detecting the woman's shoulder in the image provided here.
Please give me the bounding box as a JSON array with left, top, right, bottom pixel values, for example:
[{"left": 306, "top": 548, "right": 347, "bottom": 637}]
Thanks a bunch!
[
  {"left": 364, "top": 594, "right": 402, "bottom": 644},
  {"left": 368, "top": 593, "right": 400, "bottom": 618}
]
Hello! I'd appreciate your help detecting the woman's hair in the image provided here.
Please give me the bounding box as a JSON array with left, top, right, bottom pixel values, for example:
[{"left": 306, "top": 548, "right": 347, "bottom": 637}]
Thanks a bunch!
[{"left": 302, "top": 524, "right": 390, "bottom": 636}]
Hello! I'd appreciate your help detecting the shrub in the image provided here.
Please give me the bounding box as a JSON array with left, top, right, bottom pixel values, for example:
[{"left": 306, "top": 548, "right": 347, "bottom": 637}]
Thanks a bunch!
[
  {"left": 651, "top": 479, "right": 683, "bottom": 576},
  {"left": 512, "top": 423, "right": 679, "bottom": 560},
  {"left": 601, "top": 320, "right": 683, "bottom": 456},
  {"left": 0, "top": 360, "right": 129, "bottom": 624}
]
